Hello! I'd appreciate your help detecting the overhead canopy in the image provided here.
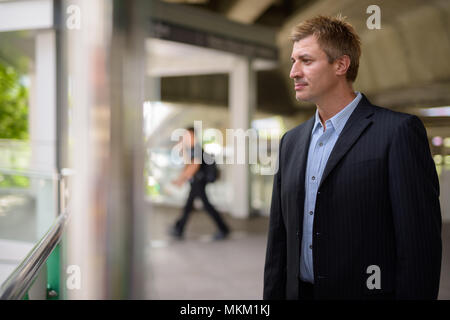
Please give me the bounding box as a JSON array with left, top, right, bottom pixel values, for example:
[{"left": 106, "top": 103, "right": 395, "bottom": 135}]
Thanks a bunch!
[{"left": 145, "top": 0, "right": 278, "bottom": 60}]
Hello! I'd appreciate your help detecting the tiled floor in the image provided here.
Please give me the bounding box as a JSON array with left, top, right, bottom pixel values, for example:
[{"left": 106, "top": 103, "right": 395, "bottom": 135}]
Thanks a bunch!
[
  {"left": 146, "top": 204, "right": 450, "bottom": 300},
  {"left": 145, "top": 204, "right": 269, "bottom": 299}
]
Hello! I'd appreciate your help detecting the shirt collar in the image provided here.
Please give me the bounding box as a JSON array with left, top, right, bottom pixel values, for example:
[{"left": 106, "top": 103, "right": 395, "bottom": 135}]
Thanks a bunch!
[{"left": 312, "top": 92, "right": 362, "bottom": 135}]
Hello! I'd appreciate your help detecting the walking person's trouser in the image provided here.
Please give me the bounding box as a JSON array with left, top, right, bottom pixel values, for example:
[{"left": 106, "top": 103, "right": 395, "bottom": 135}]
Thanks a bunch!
[{"left": 175, "top": 180, "right": 229, "bottom": 234}]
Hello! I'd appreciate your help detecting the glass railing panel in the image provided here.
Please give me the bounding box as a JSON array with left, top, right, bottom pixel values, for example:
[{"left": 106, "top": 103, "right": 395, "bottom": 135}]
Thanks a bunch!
[{"left": 0, "top": 140, "right": 58, "bottom": 289}]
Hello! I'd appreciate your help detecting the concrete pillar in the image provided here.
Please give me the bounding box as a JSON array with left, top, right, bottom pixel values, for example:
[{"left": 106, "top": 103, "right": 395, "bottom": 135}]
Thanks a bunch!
[
  {"left": 64, "top": 0, "right": 146, "bottom": 299},
  {"left": 228, "top": 56, "right": 255, "bottom": 218},
  {"left": 64, "top": 0, "right": 108, "bottom": 299}
]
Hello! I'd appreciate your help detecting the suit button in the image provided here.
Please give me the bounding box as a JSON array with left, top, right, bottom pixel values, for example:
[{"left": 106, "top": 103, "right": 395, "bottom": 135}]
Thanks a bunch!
[{"left": 296, "top": 231, "right": 300, "bottom": 238}]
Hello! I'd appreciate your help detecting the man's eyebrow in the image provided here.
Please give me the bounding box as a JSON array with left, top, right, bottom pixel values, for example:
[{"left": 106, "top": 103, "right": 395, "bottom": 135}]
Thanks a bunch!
[{"left": 291, "top": 54, "right": 313, "bottom": 60}]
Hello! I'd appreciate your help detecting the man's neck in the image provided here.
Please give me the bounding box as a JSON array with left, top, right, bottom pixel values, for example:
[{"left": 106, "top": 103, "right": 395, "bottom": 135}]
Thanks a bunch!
[{"left": 316, "top": 85, "right": 356, "bottom": 128}]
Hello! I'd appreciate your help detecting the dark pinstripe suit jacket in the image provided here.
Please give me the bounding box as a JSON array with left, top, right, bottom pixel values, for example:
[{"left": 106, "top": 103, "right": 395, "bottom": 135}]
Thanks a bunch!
[{"left": 263, "top": 94, "right": 442, "bottom": 300}]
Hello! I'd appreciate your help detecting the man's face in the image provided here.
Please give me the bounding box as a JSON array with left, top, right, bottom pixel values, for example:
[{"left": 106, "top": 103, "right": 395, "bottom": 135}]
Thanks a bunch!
[{"left": 290, "top": 35, "right": 338, "bottom": 103}]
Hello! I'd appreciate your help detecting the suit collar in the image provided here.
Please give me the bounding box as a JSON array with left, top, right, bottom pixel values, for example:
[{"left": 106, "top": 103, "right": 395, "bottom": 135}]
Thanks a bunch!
[
  {"left": 318, "top": 93, "right": 375, "bottom": 188},
  {"left": 312, "top": 92, "right": 363, "bottom": 136},
  {"left": 338, "top": 93, "right": 374, "bottom": 135}
]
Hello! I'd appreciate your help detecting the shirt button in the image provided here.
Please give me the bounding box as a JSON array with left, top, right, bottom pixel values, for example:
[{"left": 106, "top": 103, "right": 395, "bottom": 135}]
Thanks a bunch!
[
  {"left": 309, "top": 211, "right": 313, "bottom": 215},
  {"left": 309, "top": 244, "right": 313, "bottom": 250},
  {"left": 319, "top": 142, "right": 323, "bottom": 146},
  {"left": 312, "top": 176, "right": 315, "bottom": 180}
]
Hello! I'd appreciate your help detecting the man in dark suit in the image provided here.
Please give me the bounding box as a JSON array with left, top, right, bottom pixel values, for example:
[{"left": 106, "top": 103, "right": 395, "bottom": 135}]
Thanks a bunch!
[{"left": 263, "top": 15, "right": 442, "bottom": 300}]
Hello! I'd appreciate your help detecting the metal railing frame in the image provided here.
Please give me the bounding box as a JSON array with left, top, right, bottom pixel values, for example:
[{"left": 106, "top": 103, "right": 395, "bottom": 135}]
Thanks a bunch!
[{"left": 0, "top": 209, "right": 70, "bottom": 300}]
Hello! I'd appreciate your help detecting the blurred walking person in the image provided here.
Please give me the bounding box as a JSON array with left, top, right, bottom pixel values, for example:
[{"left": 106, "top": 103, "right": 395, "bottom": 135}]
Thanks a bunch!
[{"left": 170, "top": 127, "right": 230, "bottom": 240}]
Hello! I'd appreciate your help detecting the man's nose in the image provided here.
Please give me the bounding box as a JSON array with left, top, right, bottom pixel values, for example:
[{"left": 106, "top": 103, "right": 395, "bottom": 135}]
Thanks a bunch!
[{"left": 290, "top": 63, "right": 303, "bottom": 79}]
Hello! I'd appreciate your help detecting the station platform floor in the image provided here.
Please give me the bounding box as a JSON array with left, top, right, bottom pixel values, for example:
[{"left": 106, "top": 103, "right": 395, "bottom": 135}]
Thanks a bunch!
[
  {"left": 145, "top": 204, "right": 450, "bottom": 300},
  {"left": 145, "top": 204, "right": 269, "bottom": 299}
]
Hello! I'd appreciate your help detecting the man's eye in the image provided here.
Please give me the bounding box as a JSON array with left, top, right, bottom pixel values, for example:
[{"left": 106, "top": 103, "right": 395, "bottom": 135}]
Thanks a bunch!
[{"left": 303, "top": 60, "right": 311, "bottom": 64}]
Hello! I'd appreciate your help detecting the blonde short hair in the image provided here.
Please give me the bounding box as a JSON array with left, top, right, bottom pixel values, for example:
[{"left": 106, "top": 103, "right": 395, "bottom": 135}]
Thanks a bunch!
[{"left": 291, "top": 15, "right": 361, "bottom": 82}]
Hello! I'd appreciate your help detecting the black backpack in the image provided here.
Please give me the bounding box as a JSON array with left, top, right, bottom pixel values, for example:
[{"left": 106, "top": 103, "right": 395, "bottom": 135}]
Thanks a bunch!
[{"left": 203, "top": 153, "right": 219, "bottom": 183}]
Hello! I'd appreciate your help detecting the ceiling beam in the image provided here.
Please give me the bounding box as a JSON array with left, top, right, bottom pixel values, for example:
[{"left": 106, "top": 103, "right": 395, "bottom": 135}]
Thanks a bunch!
[
  {"left": 226, "top": 0, "right": 277, "bottom": 24},
  {"left": 163, "top": 0, "right": 208, "bottom": 4}
]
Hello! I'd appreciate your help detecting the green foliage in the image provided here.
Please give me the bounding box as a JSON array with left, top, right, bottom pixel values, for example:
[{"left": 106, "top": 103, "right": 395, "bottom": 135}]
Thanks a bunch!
[
  {"left": 0, "top": 174, "right": 29, "bottom": 188},
  {"left": 0, "top": 61, "right": 30, "bottom": 188},
  {"left": 0, "top": 62, "right": 29, "bottom": 140}
]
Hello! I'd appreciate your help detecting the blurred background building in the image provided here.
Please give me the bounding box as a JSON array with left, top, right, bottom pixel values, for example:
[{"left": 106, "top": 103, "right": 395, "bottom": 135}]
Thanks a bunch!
[{"left": 0, "top": 0, "right": 449, "bottom": 299}]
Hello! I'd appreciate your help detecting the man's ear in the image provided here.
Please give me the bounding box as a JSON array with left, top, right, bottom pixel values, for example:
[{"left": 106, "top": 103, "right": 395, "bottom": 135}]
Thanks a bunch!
[{"left": 334, "top": 55, "right": 351, "bottom": 77}]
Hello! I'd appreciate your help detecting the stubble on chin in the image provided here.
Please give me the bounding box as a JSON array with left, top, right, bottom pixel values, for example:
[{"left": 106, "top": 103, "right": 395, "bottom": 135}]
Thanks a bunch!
[{"left": 295, "top": 92, "right": 309, "bottom": 102}]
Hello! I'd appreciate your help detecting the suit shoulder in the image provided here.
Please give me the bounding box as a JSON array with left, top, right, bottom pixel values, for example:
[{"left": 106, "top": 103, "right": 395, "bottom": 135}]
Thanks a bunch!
[
  {"left": 371, "top": 104, "right": 419, "bottom": 124},
  {"left": 366, "top": 104, "right": 430, "bottom": 144}
]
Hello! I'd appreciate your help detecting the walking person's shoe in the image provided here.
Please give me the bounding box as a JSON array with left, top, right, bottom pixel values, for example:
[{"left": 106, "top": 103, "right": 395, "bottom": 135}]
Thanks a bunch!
[
  {"left": 168, "top": 225, "right": 183, "bottom": 240},
  {"left": 212, "top": 229, "right": 230, "bottom": 241}
]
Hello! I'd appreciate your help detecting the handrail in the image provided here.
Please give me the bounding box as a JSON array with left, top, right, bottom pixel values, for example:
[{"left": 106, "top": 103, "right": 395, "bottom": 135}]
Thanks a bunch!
[
  {"left": 0, "top": 167, "right": 58, "bottom": 180},
  {"left": 0, "top": 209, "right": 70, "bottom": 300}
]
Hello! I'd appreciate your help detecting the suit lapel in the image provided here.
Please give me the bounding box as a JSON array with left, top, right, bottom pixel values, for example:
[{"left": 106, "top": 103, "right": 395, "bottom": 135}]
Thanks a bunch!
[
  {"left": 318, "top": 94, "right": 375, "bottom": 189},
  {"left": 295, "top": 116, "right": 315, "bottom": 214}
]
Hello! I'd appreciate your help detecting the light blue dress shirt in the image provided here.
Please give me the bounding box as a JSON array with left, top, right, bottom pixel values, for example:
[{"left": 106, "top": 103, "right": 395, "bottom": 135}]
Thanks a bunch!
[{"left": 300, "top": 92, "right": 362, "bottom": 283}]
